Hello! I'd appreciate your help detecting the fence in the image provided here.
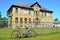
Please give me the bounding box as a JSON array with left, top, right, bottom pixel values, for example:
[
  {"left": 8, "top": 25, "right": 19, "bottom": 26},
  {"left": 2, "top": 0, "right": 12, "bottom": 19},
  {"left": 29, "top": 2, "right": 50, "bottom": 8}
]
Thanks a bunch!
[
  {"left": 7, "top": 21, "right": 54, "bottom": 28},
  {"left": 0, "top": 20, "right": 8, "bottom": 28},
  {"left": 0, "top": 20, "right": 60, "bottom": 39},
  {"left": 0, "top": 20, "right": 59, "bottom": 28}
]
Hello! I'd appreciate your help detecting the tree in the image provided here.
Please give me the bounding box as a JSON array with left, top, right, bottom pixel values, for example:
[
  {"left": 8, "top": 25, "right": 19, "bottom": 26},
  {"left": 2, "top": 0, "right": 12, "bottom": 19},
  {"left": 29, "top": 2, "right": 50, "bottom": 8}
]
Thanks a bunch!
[
  {"left": 0, "top": 12, "right": 8, "bottom": 28},
  {"left": 0, "top": 12, "right": 1, "bottom": 18},
  {"left": 54, "top": 18, "right": 58, "bottom": 21},
  {"left": 0, "top": 17, "right": 8, "bottom": 28},
  {"left": 2, "top": 17, "right": 8, "bottom": 20}
]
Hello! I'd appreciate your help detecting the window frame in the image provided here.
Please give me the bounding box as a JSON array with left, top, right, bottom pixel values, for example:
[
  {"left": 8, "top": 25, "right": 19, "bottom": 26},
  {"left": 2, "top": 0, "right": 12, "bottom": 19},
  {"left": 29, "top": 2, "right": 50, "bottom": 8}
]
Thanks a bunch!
[
  {"left": 42, "top": 11, "right": 46, "bottom": 16},
  {"left": 15, "top": 8, "right": 18, "bottom": 13},
  {"left": 15, "top": 17, "right": 18, "bottom": 23},
  {"left": 24, "top": 18, "right": 27, "bottom": 23},
  {"left": 29, "top": 18, "right": 31, "bottom": 23},
  {"left": 20, "top": 18, "right": 23, "bottom": 23},
  {"left": 35, "top": 11, "right": 38, "bottom": 16}
]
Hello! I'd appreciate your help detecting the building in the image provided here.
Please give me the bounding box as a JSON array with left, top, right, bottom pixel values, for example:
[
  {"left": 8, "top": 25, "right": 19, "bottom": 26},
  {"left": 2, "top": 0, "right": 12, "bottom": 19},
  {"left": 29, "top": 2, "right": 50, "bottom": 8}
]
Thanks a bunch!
[
  {"left": 53, "top": 21, "right": 60, "bottom": 27},
  {"left": 7, "top": 2, "right": 53, "bottom": 29}
]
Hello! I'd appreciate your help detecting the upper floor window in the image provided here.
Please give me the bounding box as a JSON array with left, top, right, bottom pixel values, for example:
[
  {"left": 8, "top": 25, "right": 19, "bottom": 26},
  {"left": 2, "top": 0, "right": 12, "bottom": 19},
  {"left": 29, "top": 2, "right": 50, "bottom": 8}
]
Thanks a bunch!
[
  {"left": 16, "top": 8, "right": 18, "bottom": 13},
  {"left": 28, "top": 10, "right": 31, "bottom": 15},
  {"left": 20, "top": 18, "right": 23, "bottom": 23},
  {"left": 42, "top": 11, "right": 46, "bottom": 16},
  {"left": 20, "top": 8, "right": 24, "bottom": 15},
  {"left": 35, "top": 11, "right": 38, "bottom": 15},
  {"left": 25, "top": 10, "right": 27, "bottom": 14},
  {"left": 34, "top": 4, "right": 39, "bottom": 9},
  {"left": 15, "top": 17, "right": 18, "bottom": 23}
]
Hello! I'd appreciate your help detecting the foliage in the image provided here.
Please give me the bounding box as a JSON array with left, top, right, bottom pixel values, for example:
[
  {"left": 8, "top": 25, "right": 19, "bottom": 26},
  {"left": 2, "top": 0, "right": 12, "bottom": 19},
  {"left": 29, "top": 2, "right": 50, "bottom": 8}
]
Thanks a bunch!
[
  {"left": 54, "top": 18, "right": 58, "bottom": 21},
  {"left": 0, "top": 12, "right": 8, "bottom": 28},
  {"left": 0, "top": 17, "right": 8, "bottom": 28},
  {"left": 0, "top": 12, "right": 1, "bottom": 18}
]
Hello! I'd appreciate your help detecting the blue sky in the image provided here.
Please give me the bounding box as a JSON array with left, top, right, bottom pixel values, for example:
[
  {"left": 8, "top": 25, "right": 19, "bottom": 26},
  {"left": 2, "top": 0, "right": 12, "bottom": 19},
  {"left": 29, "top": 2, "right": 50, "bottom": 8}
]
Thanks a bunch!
[{"left": 0, "top": 0, "right": 60, "bottom": 20}]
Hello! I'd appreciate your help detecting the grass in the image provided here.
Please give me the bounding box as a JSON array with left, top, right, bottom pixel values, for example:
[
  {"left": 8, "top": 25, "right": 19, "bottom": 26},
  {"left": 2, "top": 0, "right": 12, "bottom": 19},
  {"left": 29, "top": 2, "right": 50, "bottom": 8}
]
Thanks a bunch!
[{"left": 0, "top": 27, "right": 60, "bottom": 40}]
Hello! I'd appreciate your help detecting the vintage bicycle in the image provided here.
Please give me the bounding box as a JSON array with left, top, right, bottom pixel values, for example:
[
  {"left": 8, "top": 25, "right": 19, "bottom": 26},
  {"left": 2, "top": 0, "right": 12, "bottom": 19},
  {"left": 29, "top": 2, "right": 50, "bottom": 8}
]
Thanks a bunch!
[{"left": 11, "top": 26, "right": 36, "bottom": 39}]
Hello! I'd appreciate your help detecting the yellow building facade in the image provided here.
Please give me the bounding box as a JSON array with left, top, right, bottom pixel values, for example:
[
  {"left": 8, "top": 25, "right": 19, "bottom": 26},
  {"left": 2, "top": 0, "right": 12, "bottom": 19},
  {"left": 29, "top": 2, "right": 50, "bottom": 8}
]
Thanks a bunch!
[{"left": 7, "top": 2, "right": 53, "bottom": 29}]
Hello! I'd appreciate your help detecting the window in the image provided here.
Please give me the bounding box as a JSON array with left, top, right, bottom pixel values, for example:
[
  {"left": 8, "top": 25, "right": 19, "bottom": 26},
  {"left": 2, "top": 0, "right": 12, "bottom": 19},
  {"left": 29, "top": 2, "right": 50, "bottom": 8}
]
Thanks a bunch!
[
  {"left": 15, "top": 17, "right": 18, "bottom": 23},
  {"left": 29, "top": 18, "right": 31, "bottom": 23},
  {"left": 28, "top": 10, "right": 31, "bottom": 14},
  {"left": 42, "top": 11, "right": 46, "bottom": 16},
  {"left": 34, "top": 4, "right": 39, "bottom": 9},
  {"left": 35, "top": 18, "right": 39, "bottom": 25},
  {"left": 16, "top": 8, "right": 18, "bottom": 13},
  {"left": 29, "top": 10, "right": 31, "bottom": 14},
  {"left": 20, "top": 9, "right": 24, "bottom": 14},
  {"left": 35, "top": 11, "right": 38, "bottom": 15},
  {"left": 25, "top": 18, "right": 27, "bottom": 23},
  {"left": 20, "top": 18, "right": 23, "bottom": 23}
]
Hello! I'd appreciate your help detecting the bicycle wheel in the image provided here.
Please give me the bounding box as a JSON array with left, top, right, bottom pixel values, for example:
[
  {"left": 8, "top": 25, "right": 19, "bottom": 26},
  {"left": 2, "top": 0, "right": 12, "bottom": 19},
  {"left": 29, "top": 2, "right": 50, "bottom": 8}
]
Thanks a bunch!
[
  {"left": 11, "top": 30, "right": 21, "bottom": 39},
  {"left": 28, "top": 30, "right": 36, "bottom": 37}
]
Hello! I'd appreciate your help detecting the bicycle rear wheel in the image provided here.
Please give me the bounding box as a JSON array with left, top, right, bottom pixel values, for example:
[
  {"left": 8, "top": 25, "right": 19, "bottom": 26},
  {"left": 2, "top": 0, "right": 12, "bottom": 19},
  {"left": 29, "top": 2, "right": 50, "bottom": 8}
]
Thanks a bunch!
[{"left": 11, "top": 30, "right": 20, "bottom": 39}]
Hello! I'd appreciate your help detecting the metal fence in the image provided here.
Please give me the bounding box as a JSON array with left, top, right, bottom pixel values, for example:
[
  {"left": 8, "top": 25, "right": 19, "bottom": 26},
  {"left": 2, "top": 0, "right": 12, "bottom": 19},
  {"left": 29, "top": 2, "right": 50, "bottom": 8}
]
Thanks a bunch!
[
  {"left": 0, "top": 20, "right": 57, "bottom": 28},
  {"left": 7, "top": 21, "right": 54, "bottom": 28},
  {"left": 0, "top": 20, "right": 60, "bottom": 38},
  {"left": 0, "top": 20, "right": 8, "bottom": 28}
]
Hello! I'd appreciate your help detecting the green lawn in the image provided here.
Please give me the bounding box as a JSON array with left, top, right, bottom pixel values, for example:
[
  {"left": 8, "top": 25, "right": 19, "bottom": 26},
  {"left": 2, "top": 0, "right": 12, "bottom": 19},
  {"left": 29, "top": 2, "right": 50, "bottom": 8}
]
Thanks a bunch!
[{"left": 0, "top": 28, "right": 60, "bottom": 40}]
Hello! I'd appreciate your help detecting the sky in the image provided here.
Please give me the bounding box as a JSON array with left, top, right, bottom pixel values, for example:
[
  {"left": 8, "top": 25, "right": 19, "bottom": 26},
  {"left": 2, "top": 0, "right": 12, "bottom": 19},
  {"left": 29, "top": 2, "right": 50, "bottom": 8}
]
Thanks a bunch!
[{"left": 0, "top": 0, "right": 60, "bottom": 20}]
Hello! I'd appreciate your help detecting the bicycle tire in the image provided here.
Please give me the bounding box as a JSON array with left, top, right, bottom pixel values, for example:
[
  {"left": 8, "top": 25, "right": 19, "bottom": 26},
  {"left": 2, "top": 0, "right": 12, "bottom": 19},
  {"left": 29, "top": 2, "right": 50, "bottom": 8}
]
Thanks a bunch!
[
  {"left": 11, "top": 30, "right": 21, "bottom": 39},
  {"left": 28, "top": 30, "right": 36, "bottom": 37}
]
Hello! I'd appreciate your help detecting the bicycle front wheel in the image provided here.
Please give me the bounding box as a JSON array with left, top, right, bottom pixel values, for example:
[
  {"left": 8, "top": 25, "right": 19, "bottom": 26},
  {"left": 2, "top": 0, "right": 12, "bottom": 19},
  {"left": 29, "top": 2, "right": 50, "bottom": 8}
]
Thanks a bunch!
[{"left": 28, "top": 30, "right": 36, "bottom": 37}]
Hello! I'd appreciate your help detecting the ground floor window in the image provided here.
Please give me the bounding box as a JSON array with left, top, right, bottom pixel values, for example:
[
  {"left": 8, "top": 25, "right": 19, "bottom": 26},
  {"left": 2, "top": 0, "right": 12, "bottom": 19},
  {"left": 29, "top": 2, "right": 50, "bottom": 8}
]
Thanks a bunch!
[
  {"left": 34, "top": 18, "right": 39, "bottom": 25},
  {"left": 25, "top": 18, "right": 27, "bottom": 23},
  {"left": 20, "top": 18, "right": 23, "bottom": 23},
  {"left": 29, "top": 18, "right": 31, "bottom": 23},
  {"left": 15, "top": 17, "right": 18, "bottom": 23}
]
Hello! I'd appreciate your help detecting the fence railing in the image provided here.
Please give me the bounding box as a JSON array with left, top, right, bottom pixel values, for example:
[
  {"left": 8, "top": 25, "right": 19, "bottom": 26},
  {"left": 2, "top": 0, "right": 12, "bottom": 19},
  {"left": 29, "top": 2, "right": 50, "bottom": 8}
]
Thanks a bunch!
[{"left": 0, "top": 20, "right": 60, "bottom": 28}]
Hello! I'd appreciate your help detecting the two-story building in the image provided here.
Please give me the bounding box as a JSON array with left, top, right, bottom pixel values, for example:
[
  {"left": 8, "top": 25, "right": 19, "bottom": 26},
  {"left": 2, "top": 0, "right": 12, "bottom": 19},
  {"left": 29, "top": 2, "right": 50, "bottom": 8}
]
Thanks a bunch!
[{"left": 7, "top": 2, "right": 53, "bottom": 29}]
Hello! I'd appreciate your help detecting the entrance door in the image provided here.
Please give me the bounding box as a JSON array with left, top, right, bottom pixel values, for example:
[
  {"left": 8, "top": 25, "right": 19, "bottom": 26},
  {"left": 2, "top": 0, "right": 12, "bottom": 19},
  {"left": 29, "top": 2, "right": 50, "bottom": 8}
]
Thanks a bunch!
[{"left": 34, "top": 18, "right": 40, "bottom": 28}]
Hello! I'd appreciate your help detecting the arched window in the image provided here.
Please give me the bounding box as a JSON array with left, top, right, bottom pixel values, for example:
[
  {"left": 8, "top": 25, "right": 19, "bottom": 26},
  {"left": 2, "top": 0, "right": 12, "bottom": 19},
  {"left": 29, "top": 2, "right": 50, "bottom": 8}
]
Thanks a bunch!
[
  {"left": 20, "top": 18, "right": 23, "bottom": 23},
  {"left": 35, "top": 18, "right": 39, "bottom": 25},
  {"left": 15, "top": 17, "right": 18, "bottom": 23},
  {"left": 15, "top": 8, "right": 18, "bottom": 13},
  {"left": 29, "top": 18, "right": 31, "bottom": 23},
  {"left": 25, "top": 18, "right": 27, "bottom": 23}
]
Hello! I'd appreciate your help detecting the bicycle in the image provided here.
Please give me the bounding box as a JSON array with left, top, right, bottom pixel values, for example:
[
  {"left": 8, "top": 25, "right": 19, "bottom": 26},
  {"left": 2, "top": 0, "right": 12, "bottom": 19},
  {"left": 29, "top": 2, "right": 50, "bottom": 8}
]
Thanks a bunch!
[{"left": 11, "top": 26, "right": 36, "bottom": 39}]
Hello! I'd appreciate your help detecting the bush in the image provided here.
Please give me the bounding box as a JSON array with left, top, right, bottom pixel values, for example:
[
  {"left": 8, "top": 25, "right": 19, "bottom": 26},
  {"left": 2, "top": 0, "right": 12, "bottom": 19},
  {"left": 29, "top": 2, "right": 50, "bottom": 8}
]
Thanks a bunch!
[{"left": 0, "top": 21, "right": 8, "bottom": 28}]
